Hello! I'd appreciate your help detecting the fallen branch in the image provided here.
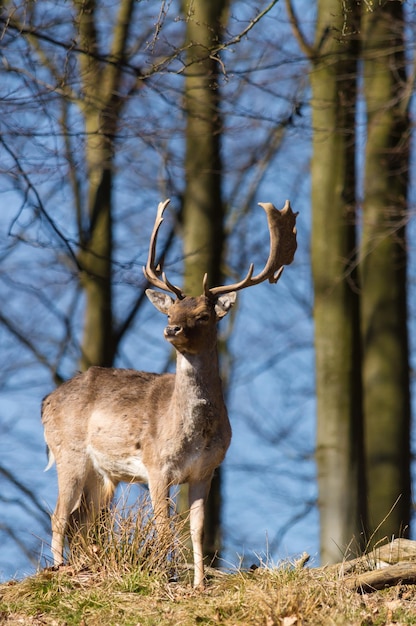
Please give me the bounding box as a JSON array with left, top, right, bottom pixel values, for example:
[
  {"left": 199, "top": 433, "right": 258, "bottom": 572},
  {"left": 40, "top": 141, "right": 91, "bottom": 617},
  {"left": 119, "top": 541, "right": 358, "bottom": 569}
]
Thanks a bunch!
[
  {"left": 344, "top": 561, "right": 416, "bottom": 592},
  {"left": 337, "top": 539, "right": 416, "bottom": 593}
]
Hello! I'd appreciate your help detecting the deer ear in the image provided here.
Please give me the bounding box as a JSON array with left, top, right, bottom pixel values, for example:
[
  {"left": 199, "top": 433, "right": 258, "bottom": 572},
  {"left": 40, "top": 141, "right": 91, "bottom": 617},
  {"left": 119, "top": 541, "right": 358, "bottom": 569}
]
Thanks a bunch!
[
  {"left": 214, "top": 292, "right": 237, "bottom": 319},
  {"left": 146, "top": 289, "right": 174, "bottom": 314}
]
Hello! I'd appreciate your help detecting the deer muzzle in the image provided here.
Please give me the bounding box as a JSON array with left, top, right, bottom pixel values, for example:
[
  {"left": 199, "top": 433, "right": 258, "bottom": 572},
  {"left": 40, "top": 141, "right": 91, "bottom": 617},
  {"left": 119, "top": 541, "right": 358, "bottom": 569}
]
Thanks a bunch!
[{"left": 164, "top": 325, "right": 183, "bottom": 338}]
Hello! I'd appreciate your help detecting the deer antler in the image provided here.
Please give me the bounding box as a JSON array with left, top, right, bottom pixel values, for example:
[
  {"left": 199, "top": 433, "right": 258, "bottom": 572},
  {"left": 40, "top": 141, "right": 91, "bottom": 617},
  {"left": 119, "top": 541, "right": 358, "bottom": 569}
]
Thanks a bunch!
[
  {"left": 144, "top": 199, "right": 297, "bottom": 300},
  {"left": 206, "top": 200, "right": 298, "bottom": 297},
  {"left": 143, "top": 199, "right": 185, "bottom": 299}
]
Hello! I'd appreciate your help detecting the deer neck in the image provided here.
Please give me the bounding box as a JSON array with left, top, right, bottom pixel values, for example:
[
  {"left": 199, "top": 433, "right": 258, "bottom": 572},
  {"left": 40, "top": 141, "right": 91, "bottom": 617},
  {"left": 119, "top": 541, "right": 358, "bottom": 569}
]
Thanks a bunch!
[{"left": 173, "top": 346, "right": 225, "bottom": 419}]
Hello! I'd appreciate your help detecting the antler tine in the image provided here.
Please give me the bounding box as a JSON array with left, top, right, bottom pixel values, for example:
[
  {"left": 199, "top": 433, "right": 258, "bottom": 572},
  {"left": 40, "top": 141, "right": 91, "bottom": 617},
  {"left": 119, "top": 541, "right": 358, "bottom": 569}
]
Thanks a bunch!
[
  {"left": 203, "top": 264, "right": 256, "bottom": 298},
  {"left": 143, "top": 199, "right": 185, "bottom": 299},
  {"left": 207, "top": 200, "right": 297, "bottom": 298},
  {"left": 203, "top": 273, "right": 209, "bottom": 297}
]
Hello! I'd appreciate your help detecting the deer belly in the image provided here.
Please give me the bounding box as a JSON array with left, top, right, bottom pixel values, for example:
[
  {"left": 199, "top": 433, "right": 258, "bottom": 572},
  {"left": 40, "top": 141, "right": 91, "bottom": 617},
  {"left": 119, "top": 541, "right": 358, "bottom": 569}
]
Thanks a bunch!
[{"left": 87, "top": 444, "right": 149, "bottom": 483}]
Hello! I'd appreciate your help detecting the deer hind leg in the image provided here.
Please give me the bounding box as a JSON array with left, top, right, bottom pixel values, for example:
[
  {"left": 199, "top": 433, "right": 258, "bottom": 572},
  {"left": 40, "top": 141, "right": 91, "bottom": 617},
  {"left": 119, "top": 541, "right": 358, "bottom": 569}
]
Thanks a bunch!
[
  {"left": 51, "top": 457, "right": 90, "bottom": 566},
  {"left": 51, "top": 457, "right": 114, "bottom": 566},
  {"left": 67, "top": 470, "right": 115, "bottom": 559},
  {"left": 189, "top": 478, "right": 211, "bottom": 589}
]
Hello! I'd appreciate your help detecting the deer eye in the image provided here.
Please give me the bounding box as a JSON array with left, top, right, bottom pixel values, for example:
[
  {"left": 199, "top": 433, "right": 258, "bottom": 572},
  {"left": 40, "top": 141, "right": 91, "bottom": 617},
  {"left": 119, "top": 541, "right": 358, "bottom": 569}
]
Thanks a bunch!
[{"left": 196, "top": 313, "right": 210, "bottom": 324}]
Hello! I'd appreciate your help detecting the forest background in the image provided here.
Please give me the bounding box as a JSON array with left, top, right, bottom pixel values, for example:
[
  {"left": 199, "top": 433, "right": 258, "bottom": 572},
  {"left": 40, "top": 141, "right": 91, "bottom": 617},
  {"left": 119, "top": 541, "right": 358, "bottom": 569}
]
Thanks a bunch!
[{"left": 0, "top": 0, "right": 414, "bottom": 582}]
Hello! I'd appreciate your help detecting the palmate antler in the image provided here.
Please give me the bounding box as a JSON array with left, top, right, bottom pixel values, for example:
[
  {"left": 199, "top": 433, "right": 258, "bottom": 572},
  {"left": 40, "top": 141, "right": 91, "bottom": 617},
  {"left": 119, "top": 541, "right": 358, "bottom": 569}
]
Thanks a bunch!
[
  {"left": 143, "top": 199, "right": 298, "bottom": 298},
  {"left": 206, "top": 200, "right": 298, "bottom": 297}
]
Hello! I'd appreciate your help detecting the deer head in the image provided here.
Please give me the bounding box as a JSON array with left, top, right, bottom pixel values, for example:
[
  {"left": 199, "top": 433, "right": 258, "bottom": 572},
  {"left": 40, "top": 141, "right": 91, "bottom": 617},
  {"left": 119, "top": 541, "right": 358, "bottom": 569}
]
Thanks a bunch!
[
  {"left": 146, "top": 291, "right": 236, "bottom": 355},
  {"left": 143, "top": 198, "right": 298, "bottom": 346}
]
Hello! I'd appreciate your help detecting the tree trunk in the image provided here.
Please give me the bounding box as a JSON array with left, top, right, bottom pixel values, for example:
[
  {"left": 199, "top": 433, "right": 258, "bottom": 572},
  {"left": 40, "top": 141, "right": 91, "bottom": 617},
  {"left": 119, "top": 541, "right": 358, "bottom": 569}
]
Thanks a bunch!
[
  {"left": 75, "top": 0, "right": 135, "bottom": 370},
  {"left": 181, "top": 0, "right": 229, "bottom": 564},
  {"left": 360, "top": 2, "right": 411, "bottom": 545},
  {"left": 181, "top": 0, "right": 227, "bottom": 297},
  {"left": 311, "top": 0, "right": 366, "bottom": 564},
  {"left": 78, "top": 166, "right": 114, "bottom": 370}
]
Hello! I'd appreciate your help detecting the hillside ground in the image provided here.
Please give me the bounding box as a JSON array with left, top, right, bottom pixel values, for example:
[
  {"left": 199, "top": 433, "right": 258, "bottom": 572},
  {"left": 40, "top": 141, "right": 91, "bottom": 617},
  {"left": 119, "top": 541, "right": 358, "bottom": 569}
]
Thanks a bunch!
[{"left": 2, "top": 560, "right": 416, "bottom": 625}]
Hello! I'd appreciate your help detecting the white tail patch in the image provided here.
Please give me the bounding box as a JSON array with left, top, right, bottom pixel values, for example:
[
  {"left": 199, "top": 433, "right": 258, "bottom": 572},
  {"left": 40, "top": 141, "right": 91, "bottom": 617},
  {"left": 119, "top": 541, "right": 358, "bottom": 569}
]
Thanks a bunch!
[{"left": 44, "top": 446, "right": 55, "bottom": 472}]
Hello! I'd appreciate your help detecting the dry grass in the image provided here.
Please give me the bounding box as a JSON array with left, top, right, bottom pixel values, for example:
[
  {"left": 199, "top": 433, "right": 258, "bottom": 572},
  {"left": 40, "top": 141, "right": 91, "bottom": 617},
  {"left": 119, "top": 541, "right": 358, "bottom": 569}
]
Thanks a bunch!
[
  {"left": 65, "top": 491, "right": 184, "bottom": 582},
  {"left": 3, "top": 561, "right": 416, "bottom": 625},
  {"left": 2, "top": 501, "right": 416, "bottom": 625}
]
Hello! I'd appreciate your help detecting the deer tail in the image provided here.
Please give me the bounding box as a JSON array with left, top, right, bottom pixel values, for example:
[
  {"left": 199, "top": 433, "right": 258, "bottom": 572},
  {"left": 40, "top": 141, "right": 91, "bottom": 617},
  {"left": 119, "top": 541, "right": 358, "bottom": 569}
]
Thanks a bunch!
[{"left": 44, "top": 445, "right": 55, "bottom": 472}]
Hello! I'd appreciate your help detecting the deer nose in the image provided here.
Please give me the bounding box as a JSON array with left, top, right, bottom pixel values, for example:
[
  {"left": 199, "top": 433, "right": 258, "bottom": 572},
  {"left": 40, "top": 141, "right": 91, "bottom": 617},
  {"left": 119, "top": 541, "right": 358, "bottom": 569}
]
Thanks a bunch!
[{"left": 165, "top": 325, "right": 182, "bottom": 338}]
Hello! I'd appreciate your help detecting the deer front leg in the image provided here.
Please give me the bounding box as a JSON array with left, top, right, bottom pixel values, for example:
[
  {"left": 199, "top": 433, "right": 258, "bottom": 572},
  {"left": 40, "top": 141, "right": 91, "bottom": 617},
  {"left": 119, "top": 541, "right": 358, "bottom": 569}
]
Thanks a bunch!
[
  {"left": 188, "top": 479, "right": 211, "bottom": 589},
  {"left": 148, "top": 474, "right": 171, "bottom": 566}
]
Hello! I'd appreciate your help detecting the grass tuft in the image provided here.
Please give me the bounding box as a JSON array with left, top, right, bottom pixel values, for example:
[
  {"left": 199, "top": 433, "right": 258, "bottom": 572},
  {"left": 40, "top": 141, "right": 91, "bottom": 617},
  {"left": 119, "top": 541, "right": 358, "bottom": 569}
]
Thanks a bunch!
[{"left": 58, "top": 489, "right": 193, "bottom": 589}]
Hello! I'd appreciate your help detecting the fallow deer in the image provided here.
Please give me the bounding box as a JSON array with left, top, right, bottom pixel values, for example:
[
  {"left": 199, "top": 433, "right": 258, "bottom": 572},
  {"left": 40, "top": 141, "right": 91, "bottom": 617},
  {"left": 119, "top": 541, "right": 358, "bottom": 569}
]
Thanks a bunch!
[{"left": 42, "top": 198, "right": 297, "bottom": 588}]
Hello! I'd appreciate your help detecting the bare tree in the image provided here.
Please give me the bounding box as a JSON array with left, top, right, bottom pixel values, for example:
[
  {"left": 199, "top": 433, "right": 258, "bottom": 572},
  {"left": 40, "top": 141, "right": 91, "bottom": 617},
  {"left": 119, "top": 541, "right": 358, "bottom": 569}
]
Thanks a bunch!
[
  {"left": 307, "top": 0, "right": 366, "bottom": 563},
  {"left": 360, "top": 1, "right": 411, "bottom": 545},
  {"left": 290, "top": 0, "right": 412, "bottom": 562},
  {"left": 180, "top": 0, "right": 230, "bottom": 564}
]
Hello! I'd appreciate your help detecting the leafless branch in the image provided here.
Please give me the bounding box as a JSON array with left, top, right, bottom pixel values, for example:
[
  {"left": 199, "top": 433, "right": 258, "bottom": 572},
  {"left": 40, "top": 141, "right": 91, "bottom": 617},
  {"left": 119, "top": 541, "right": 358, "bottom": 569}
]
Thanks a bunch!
[
  {"left": 285, "top": 0, "right": 315, "bottom": 60},
  {"left": 0, "top": 465, "right": 50, "bottom": 529},
  {"left": 1, "top": 137, "right": 80, "bottom": 270}
]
